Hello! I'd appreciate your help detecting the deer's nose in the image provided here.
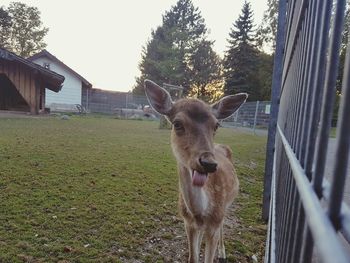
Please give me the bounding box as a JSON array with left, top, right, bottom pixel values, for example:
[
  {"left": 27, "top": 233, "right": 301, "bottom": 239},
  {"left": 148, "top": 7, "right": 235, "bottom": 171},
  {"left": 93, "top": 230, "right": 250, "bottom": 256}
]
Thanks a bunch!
[{"left": 199, "top": 155, "right": 217, "bottom": 173}]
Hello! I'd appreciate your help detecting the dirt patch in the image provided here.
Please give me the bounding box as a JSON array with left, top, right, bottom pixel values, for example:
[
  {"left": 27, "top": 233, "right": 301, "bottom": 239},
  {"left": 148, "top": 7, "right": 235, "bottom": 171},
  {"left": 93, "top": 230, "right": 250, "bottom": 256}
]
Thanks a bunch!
[{"left": 128, "top": 203, "right": 253, "bottom": 263}]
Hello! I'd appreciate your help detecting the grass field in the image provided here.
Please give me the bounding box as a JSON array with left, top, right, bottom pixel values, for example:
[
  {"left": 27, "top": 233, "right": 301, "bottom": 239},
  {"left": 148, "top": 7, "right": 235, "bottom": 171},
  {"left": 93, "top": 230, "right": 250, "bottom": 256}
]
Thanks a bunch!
[{"left": 0, "top": 115, "right": 267, "bottom": 262}]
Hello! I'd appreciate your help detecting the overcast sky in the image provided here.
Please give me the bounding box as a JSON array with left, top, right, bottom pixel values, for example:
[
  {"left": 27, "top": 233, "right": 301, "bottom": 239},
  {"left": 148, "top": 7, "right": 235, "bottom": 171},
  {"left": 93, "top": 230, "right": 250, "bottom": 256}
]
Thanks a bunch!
[{"left": 2, "top": 0, "right": 269, "bottom": 92}]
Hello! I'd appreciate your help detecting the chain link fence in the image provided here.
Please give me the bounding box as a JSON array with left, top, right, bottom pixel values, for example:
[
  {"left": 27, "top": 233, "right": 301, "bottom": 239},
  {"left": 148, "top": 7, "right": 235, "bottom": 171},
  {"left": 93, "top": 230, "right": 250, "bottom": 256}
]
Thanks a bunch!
[
  {"left": 85, "top": 90, "right": 271, "bottom": 132},
  {"left": 220, "top": 101, "right": 271, "bottom": 132},
  {"left": 87, "top": 91, "right": 153, "bottom": 118}
]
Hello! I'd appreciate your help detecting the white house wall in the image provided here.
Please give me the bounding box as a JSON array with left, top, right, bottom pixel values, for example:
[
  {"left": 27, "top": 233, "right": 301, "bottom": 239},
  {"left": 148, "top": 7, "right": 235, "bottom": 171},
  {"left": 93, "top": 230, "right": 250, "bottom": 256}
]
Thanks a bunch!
[{"left": 31, "top": 57, "right": 82, "bottom": 107}]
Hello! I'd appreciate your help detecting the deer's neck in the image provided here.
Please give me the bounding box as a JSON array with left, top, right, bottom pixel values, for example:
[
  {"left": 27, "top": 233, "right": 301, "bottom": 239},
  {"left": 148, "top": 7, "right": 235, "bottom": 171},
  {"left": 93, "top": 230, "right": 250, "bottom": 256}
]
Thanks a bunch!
[{"left": 178, "top": 165, "right": 209, "bottom": 216}]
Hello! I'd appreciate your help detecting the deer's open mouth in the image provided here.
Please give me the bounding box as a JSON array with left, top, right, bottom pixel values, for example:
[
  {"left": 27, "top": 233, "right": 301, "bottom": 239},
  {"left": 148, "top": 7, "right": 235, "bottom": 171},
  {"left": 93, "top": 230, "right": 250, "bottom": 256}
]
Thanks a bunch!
[{"left": 192, "top": 170, "right": 208, "bottom": 187}]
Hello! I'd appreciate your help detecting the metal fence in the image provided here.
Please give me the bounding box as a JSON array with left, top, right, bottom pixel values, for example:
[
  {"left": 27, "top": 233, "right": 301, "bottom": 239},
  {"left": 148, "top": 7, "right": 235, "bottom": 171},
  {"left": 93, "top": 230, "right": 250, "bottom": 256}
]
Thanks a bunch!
[
  {"left": 221, "top": 101, "right": 271, "bottom": 132},
  {"left": 87, "top": 91, "right": 150, "bottom": 115},
  {"left": 84, "top": 90, "right": 271, "bottom": 131},
  {"left": 263, "top": 0, "right": 350, "bottom": 262}
]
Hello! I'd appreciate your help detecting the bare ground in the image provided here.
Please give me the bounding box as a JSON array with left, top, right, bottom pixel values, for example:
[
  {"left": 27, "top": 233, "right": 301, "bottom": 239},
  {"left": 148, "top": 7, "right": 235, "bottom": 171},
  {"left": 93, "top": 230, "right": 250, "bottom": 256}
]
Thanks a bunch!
[{"left": 123, "top": 202, "right": 264, "bottom": 263}]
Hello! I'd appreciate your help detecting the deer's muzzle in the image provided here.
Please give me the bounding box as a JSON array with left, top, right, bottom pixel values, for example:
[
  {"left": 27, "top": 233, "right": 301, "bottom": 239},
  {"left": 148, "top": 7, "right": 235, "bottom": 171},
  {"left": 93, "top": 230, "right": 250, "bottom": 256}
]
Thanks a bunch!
[{"left": 199, "top": 153, "right": 217, "bottom": 173}]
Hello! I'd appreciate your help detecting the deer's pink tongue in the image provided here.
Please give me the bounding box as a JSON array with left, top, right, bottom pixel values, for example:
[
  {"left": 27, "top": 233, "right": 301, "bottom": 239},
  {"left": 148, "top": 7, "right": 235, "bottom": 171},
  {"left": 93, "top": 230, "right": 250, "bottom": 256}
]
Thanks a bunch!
[{"left": 192, "top": 170, "right": 208, "bottom": 187}]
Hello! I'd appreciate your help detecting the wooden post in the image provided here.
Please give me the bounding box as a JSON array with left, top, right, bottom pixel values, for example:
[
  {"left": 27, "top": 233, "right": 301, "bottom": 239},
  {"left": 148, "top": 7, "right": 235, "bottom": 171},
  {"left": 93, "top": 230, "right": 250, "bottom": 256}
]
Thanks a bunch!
[{"left": 29, "top": 74, "right": 38, "bottom": 114}]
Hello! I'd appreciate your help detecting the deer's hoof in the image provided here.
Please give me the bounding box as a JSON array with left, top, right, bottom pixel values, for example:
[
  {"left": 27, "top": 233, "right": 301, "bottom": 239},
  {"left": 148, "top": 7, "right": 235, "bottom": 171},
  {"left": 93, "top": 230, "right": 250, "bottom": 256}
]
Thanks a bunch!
[{"left": 218, "top": 258, "right": 227, "bottom": 263}]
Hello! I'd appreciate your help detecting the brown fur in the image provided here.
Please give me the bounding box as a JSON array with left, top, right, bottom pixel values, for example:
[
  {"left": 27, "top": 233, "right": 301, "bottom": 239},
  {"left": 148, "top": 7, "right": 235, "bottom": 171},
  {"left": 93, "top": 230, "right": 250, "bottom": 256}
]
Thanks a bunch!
[
  {"left": 144, "top": 80, "right": 246, "bottom": 263},
  {"left": 178, "top": 145, "right": 238, "bottom": 226},
  {"left": 170, "top": 99, "right": 239, "bottom": 263}
]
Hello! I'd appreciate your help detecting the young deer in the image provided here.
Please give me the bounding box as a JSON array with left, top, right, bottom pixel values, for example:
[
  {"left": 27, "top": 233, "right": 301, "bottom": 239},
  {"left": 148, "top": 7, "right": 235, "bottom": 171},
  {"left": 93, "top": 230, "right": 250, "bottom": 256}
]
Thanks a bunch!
[{"left": 144, "top": 80, "right": 247, "bottom": 263}]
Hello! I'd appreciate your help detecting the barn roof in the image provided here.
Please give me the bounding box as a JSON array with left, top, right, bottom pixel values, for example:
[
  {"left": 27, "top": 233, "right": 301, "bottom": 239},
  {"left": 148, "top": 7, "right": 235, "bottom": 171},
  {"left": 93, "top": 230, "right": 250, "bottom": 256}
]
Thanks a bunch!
[
  {"left": 0, "top": 47, "right": 65, "bottom": 92},
  {"left": 28, "top": 50, "right": 92, "bottom": 88}
]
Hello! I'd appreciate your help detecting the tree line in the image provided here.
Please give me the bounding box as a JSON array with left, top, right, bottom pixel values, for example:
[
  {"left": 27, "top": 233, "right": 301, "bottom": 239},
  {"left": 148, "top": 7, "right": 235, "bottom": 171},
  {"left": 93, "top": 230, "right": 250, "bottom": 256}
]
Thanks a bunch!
[
  {"left": 133, "top": 0, "right": 277, "bottom": 102},
  {"left": 0, "top": 2, "right": 48, "bottom": 58},
  {"left": 1, "top": 0, "right": 348, "bottom": 102}
]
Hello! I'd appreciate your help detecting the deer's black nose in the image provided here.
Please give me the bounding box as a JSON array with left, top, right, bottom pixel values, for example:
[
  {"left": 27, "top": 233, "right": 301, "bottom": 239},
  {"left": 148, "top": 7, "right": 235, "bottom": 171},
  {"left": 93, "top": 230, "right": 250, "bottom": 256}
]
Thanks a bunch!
[{"left": 199, "top": 157, "right": 217, "bottom": 173}]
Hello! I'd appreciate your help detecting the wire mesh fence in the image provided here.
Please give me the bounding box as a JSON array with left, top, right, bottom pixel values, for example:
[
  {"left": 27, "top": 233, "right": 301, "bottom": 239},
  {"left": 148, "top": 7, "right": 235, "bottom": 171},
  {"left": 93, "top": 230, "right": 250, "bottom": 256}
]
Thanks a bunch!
[
  {"left": 85, "top": 90, "right": 271, "bottom": 131},
  {"left": 87, "top": 91, "right": 150, "bottom": 116},
  {"left": 221, "top": 101, "right": 271, "bottom": 131}
]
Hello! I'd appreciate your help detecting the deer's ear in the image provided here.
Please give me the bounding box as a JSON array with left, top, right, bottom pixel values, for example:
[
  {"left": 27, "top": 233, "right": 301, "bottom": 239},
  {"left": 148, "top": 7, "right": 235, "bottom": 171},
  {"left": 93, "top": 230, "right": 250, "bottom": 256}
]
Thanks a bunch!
[
  {"left": 211, "top": 93, "right": 248, "bottom": 120},
  {"left": 144, "top": 80, "right": 173, "bottom": 116}
]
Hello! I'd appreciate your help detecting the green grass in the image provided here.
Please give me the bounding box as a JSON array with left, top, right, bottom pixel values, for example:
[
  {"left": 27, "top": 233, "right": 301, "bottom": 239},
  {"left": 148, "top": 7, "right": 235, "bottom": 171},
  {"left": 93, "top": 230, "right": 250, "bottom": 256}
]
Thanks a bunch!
[{"left": 0, "top": 115, "right": 267, "bottom": 262}]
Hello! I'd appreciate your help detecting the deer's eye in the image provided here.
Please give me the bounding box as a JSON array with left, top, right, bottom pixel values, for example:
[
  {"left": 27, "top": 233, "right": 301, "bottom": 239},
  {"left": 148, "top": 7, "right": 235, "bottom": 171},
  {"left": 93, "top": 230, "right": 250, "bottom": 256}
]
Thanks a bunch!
[{"left": 173, "top": 120, "right": 184, "bottom": 132}]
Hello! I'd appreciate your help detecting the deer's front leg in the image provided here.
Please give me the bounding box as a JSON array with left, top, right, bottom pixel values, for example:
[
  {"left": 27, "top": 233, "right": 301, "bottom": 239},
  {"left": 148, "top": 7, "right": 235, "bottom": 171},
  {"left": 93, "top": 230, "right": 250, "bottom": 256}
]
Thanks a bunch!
[
  {"left": 185, "top": 222, "right": 200, "bottom": 263},
  {"left": 218, "top": 224, "right": 227, "bottom": 262},
  {"left": 204, "top": 228, "right": 220, "bottom": 263}
]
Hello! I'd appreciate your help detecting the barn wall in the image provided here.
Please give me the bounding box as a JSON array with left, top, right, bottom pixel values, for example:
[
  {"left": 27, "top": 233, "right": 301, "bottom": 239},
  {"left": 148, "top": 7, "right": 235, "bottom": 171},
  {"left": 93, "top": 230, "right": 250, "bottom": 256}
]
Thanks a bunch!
[
  {"left": 0, "top": 74, "right": 30, "bottom": 111},
  {"left": 31, "top": 57, "right": 82, "bottom": 107},
  {"left": 0, "top": 61, "right": 39, "bottom": 114}
]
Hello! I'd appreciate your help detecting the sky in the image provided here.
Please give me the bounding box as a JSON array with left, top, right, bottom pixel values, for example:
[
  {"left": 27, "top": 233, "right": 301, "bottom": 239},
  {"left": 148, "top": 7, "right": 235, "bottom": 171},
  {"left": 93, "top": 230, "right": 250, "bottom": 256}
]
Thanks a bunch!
[{"left": 2, "top": 0, "right": 269, "bottom": 92}]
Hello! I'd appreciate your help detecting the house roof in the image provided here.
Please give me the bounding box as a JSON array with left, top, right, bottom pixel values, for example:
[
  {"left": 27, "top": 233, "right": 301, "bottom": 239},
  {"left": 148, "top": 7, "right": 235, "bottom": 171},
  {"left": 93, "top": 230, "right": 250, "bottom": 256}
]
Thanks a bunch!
[
  {"left": 28, "top": 50, "right": 92, "bottom": 88},
  {"left": 0, "top": 47, "right": 65, "bottom": 92}
]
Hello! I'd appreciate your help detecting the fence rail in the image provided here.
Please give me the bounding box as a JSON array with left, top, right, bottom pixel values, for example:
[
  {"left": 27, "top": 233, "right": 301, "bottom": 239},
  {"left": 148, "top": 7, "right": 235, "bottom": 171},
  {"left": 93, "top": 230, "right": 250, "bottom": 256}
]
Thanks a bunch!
[{"left": 264, "top": 0, "right": 350, "bottom": 262}]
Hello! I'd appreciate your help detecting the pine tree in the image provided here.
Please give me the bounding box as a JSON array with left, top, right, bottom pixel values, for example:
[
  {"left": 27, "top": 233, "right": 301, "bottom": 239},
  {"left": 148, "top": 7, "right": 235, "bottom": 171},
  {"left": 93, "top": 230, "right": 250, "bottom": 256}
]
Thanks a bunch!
[
  {"left": 223, "top": 1, "right": 259, "bottom": 99},
  {"left": 187, "top": 39, "right": 222, "bottom": 101},
  {"left": 134, "top": 26, "right": 181, "bottom": 95},
  {"left": 134, "top": 0, "right": 221, "bottom": 100},
  {"left": 256, "top": 0, "right": 278, "bottom": 51}
]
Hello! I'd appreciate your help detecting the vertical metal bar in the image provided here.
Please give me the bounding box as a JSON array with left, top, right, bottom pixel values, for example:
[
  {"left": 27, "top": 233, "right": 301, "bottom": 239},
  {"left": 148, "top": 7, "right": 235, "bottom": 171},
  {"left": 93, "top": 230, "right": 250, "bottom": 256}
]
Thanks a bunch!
[
  {"left": 290, "top": 203, "right": 305, "bottom": 263},
  {"left": 253, "top": 101, "right": 259, "bottom": 135},
  {"left": 298, "top": 0, "right": 317, "bottom": 164},
  {"left": 299, "top": 223, "right": 313, "bottom": 263},
  {"left": 275, "top": 144, "right": 288, "bottom": 262},
  {"left": 312, "top": 0, "right": 346, "bottom": 195},
  {"left": 284, "top": 180, "right": 299, "bottom": 262},
  {"left": 288, "top": 29, "right": 302, "bottom": 145},
  {"left": 295, "top": 2, "right": 313, "bottom": 161},
  {"left": 234, "top": 109, "right": 239, "bottom": 127},
  {"left": 299, "top": 0, "right": 333, "bottom": 261},
  {"left": 276, "top": 145, "right": 288, "bottom": 262},
  {"left": 285, "top": 45, "right": 299, "bottom": 256},
  {"left": 291, "top": 13, "right": 308, "bottom": 150},
  {"left": 270, "top": 149, "right": 278, "bottom": 263},
  {"left": 286, "top": 0, "right": 318, "bottom": 259},
  {"left": 279, "top": 167, "right": 294, "bottom": 261},
  {"left": 276, "top": 3, "right": 306, "bottom": 257},
  {"left": 305, "top": 0, "right": 332, "bottom": 180},
  {"left": 328, "top": 30, "right": 350, "bottom": 229},
  {"left": 262, "top": 0, "right": 287, "bottom": 221},
  {"left": 265, "top": 204, "right": 272, "bottom": 262}
]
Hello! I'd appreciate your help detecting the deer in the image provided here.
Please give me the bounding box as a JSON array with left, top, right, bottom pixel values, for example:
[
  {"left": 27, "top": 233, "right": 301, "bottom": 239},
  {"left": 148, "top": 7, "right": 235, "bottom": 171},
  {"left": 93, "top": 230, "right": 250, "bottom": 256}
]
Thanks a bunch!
[{"left": 144, "top": 80, "right": 247, "bottom": 263}]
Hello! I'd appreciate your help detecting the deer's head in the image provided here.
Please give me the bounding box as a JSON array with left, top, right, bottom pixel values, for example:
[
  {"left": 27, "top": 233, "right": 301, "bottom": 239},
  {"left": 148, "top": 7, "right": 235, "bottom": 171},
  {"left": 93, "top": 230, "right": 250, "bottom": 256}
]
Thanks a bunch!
[{"left": 144, "top": 80, "right": 247, "bottom": 187}]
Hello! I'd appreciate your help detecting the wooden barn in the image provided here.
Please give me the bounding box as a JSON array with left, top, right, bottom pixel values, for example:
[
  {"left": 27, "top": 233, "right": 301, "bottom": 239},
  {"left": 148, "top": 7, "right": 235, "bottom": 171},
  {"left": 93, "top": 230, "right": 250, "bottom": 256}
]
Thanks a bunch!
[{"left": 0, "top": 48, "right": 65, "bottom": 114}]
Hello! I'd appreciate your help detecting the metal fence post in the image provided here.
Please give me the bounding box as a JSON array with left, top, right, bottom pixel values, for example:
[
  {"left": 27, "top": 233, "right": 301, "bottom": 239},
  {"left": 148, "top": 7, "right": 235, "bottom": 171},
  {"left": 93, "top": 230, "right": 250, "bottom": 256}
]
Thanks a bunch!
[
  {"left": 253, "top": 101, "right": 260, "bottom": 135},
  {"left": 125, "top": 92, "right": 128, "bottom": 109},
  {"left": 262, "top": 0, "right": 286, "bottom": 221},
  {"left": 264, "top": 0, "right": 350, "bottom": 261}
]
